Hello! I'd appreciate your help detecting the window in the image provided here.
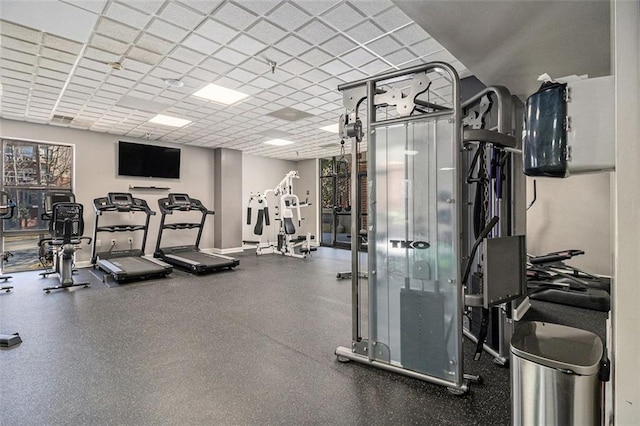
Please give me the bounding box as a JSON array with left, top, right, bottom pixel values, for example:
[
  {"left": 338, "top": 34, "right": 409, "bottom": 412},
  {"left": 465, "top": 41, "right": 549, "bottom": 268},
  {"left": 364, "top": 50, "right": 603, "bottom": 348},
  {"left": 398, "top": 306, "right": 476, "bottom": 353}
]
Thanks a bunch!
[
  {"left": 2, "top": 139, "right": 73, "bottom": 233},
  {"left": 1, "top": 139, "right": 74, "bottom": 272}
]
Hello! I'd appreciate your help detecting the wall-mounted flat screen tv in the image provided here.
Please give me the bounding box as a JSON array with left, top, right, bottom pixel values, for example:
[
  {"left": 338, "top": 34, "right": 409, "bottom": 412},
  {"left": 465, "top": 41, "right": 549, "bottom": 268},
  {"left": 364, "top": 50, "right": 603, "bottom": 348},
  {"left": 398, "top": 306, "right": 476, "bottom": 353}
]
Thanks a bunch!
[{"left": 118, "top": 141, "right": 181, "bottom": 179}]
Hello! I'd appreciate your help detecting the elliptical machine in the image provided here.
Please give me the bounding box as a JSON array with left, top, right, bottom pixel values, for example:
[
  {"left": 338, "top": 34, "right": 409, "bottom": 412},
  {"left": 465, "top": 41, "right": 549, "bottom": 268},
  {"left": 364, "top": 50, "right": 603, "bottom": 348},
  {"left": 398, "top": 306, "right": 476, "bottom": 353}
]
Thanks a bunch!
[
  {"left": 38, "top": 192, "right": 92, "bottom": 293},
  {"left": 0, "top": 191, "right": 16, "bottom": 292}
]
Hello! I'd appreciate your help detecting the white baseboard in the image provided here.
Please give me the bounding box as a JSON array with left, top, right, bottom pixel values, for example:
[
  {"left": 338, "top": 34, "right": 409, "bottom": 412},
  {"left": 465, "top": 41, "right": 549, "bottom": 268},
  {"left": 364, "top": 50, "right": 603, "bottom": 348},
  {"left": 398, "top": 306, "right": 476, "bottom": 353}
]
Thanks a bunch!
[
  {"left": 202, "top": 247, "right": 244, "bottom": 255},
  {"left": 75, "top": 260, "right": 93, "bottom": 269}
]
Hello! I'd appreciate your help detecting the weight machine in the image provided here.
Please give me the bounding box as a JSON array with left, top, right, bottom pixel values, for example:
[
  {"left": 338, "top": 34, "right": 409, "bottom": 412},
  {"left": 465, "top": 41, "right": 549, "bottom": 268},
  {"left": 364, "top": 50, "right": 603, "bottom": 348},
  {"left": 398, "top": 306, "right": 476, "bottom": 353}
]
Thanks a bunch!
[
  {"left": 244, "top": 171, "right": 317, "bottom": 258},
  {"left": 334, "top": 62, "right": 527, "bottom": 394},
  {"left": 39, "top": 192, "right": 92, "bottom": 293},
  {"left": 0, "top": 191, "right": 16, "bottom": 292}
]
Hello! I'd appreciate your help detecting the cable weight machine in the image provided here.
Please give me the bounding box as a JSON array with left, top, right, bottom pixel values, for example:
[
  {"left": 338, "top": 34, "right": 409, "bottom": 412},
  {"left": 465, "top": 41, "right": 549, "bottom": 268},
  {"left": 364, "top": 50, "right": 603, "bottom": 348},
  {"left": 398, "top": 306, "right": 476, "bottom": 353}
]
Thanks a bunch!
[{"left": 334, "top": 62, "right": 527, "bottom": 394}]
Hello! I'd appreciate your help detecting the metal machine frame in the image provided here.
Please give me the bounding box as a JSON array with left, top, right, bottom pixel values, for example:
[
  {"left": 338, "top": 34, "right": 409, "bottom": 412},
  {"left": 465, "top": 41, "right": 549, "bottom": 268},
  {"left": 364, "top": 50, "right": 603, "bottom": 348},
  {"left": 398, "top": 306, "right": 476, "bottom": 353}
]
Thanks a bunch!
[
  {"left": 334, "top": 62, "right": 527, "bottom": 394},
  {"left": 155, "top": 193, "right": 239, "bottom": 274},
  {"left": 91, "top": 192, "right": 172, "bottom": 283},
  {"left": 0, "top": 191, "right": 16, "bottom": 292},
  {"left": 244, "top": 171, "right": 316, "bottom": 259},
  {"left": 38, "top": 192, "right": 92, "bottom": 293}
]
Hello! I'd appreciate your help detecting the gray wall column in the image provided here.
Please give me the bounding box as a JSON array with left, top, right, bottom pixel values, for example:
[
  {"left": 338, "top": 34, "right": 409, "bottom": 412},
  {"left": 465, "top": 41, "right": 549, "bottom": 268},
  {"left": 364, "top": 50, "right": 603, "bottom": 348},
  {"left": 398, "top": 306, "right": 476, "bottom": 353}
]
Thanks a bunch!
[{"left": 214, "top": 148, "right": 243, "bottom": 251}]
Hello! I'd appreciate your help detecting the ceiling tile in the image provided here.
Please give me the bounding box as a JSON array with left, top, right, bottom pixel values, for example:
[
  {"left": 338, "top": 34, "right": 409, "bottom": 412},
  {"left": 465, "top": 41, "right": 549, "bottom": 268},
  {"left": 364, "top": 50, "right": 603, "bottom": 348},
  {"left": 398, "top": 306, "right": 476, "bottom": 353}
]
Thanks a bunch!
[
  {"left": 37, "top": 67, "right": 68, "bottom": 81},
  {"left": 390, "top": 23, "right": 430, "bottom": 46},
  {"left": 274, "top": 35, "right": 312, "bottom": 57},
  {"left": 267, "top": 2, "right": 312, "bottom": 30},
  {"left": 136, "top": 33, "right": 175, "bottom": 55},
  {"left": 227, "top": 34, "right": 267, "bottom": 56},
  {"left": 159, "top": 1, "right": 206, "bottom": 30},
  {"left": 0, "top": 58, "right": 34, "bottom": 73},
  {"left": 298, "top": 49, "right": 333, "bottom": 67},
  {"left": 196, "top": 19, "right": 237, "bottom": 45},
  {"left": 294, "top": 0, "right": 340, "bottom": 16},
  {"left": 1, "top": 35, "right": 39, "bottom": 55},
  {"left": 169, "top": 46, "right": 207, "bottom": 65},
  {"left": 95, "top": 17, "right": 139, "bottom": 44},
  {"left": 214, "top": 47, "right": 249, "bottom": 66},
  {"left": 248, "top": 76, "right": 278, "bottom": 89},
  {"left": 182, "top": 34, "right": 220, "bottom": 55},
  {"left": 42, "top": 33, "right": 83, "bottom": 54},
  {"left": 177, "top": 0, "right": 225, "bottom": 15},
  {"left": 338, "top": 68, "right": 368, "bottom": 82},
  {"left": 319, "top": 58, "right": 351, "bottom": 76},
  {"left": 360, "top": 58, "right": 391, "bottom": 75},
  {"left": 38, "top": 58, "right": 74, "bottom": 75},
  {"left": 0, "top": 67, "right": 32, "bottom": 82},
  {"left": 200, "top": 57, "right": 234, "bottom": 75},
  {"left": 105, "top": 1, "right": 152, "bottom": 29},
  {"left": 386, "top": 48, "right": 416, "bottom": 66},
  {"left": 121, "top": 59, "right": 154, "bottom": 74},
  {"left": 371, "top": 6, "right": 411, "bottom": 32},
  {"left": 300, "top": 68, "right": 331, "bottom": 83},
  {"left": 211, "top": 2, "right": 258, "bottom": 30},
  {"left": 127, "top": 47, "right": 163, "bottom": 66},
  {"left": 226, "top": 67, "right": 259, "bottom": 83},
  {"left": 320, "top": 3, "right": 364, "bottom": 31},
  {"left": 348, "top": 0, "right": 393, "bottom": 17},
  {"left": 296, "top": 20, "right": 337, "bottom": 45},
  {"left": 340, "top": 48, "right": 377, "bottom": 68},
  {"left": 319, "top": 35, "right": 357, "bottom": 57},
  {"left": 408, "top": 37, "right": 445, "bottom": 57},
  {"left": 276, "top": 57, "right": 311, "bottom": 75},
  {"left": 83, "top": 46, "right": 120, "bottom": 63},
  {"left": 146, "top": 18, "right": 190, "bottom": 42},
  {"left": 0, "top": 20, "right": 42, "bottom": 43},
  {"left": 344, "top": 19, "right": 385, "bottom": 44},
  {"left": 365, "top": 35, "right": 402, "bottom": 56},
  {"left": 90, "top": 34, "right": 129, "bottom": 55},
  {"left": 245, "top": 19, "right": 287, "bottom": 45},
  {"left": 282, "top": 76, "right": 312, "bottom": 90},
  {"left": 1, "top": 47, "right": 38, "bottom": 65}
]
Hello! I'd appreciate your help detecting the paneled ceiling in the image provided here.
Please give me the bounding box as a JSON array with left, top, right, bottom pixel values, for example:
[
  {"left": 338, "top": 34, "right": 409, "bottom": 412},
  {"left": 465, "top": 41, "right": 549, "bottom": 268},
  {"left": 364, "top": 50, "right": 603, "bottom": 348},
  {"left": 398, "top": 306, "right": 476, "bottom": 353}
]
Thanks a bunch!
[{"left": 0, "top": 0, "right": 468, "bottom": 160}]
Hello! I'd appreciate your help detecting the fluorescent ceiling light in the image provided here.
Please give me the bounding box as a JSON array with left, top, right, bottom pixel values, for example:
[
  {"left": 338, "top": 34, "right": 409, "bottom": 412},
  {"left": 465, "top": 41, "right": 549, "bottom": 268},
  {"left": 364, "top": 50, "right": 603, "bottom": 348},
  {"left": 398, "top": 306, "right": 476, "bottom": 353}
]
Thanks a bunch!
[
  {"left": 148, "top": 114, "right": 191, "bottom": 127},
  {"left": 404, "top": 150, "right": 419, "bottom": 156},
  {"left": 264, "top": 138, "right": 294, "bottom": 146},
  {"left": 192, "top": 83, "right": 249, "bottom": 105},
  {"left": 319, "top": 123, "right": 339, "bottom": 133}
]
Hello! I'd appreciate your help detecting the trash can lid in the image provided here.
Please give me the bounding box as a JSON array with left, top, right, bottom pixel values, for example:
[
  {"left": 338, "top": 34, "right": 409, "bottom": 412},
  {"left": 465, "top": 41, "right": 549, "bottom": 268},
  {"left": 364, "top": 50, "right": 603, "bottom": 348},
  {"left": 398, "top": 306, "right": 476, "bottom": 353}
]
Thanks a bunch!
[{"left": 510, "top": 321, "right": 603, "bottom": 375}]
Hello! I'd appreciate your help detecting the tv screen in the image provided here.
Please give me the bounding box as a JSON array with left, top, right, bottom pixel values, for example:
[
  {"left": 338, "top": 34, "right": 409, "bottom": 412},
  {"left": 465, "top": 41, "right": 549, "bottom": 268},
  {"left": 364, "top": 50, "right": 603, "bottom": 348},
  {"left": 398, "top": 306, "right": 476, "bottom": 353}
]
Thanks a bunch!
[{"left": 118, "top": 141, "right": 181, "bottom": 179}]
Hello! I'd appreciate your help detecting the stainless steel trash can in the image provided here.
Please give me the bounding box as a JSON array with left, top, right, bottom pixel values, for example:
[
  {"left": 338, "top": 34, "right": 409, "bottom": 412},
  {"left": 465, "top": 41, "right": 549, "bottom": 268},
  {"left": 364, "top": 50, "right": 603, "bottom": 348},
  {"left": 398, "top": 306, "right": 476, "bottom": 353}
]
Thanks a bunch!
[{"left": 511, "top": 321, "right": 603, "bottom": 426}]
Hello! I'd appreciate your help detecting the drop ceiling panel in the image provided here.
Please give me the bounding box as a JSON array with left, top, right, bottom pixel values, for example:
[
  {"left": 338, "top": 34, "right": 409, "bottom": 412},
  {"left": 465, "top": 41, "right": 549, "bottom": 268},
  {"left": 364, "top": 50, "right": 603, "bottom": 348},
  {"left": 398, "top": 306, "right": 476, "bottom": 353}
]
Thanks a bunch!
[
  {"left": 0, "top": 0, "right": 471, "bottom": 160},
  {"left": 267, "top": 3, "right": 311, "bottom": 30}
]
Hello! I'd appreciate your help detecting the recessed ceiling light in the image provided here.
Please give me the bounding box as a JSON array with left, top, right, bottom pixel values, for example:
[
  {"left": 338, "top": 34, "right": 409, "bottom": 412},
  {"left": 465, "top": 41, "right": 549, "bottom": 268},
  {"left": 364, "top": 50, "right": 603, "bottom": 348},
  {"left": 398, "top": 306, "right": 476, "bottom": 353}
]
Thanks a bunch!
[
  {"left": 164, "top": 79, "right": 184, "bottom": 88},
  {"left": 148, "top": 114, "right": 191, "bottom": 127},
  {"left": 319, "top": 123, "right": 339, "bottom": 133},
  {"left": 264, "top": 138, "right": 294, "bottom": 146},
  {"left": 192, "top": 83, "right": 249, "bottom": 105}
]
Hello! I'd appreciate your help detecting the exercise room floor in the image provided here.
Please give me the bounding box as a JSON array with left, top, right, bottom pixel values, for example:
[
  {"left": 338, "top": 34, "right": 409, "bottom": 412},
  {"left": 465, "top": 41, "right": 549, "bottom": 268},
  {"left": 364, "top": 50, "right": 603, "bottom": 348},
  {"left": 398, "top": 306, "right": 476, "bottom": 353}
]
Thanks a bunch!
[{"left": 0, "top": 248, "right": 606, "bottom": 425}]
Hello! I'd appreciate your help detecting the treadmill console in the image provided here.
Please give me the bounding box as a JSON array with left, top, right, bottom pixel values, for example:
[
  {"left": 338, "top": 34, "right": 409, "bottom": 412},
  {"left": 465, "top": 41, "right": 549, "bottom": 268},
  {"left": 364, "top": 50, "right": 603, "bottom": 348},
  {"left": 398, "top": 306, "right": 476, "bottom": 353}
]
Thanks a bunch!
[
  {"left": 169, "top": 193, "right": 191, "bottom": 206},
  {"left": 108, "top": 192, "right": 133, "bottom": 207},
  {"left": 44, "top": 192, "right": 75, "bottom": 214}
]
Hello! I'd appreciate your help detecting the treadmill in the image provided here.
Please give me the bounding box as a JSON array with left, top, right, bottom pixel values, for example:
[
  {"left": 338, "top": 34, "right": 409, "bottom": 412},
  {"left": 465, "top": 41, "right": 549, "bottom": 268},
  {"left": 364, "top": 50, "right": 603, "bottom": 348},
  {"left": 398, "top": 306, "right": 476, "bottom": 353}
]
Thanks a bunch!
[
  {"left": 91, "top": 192, "right": 172, "bottom": 282},
  {"left": 155, "top": 193, "right": 239, "bottom": 274}
]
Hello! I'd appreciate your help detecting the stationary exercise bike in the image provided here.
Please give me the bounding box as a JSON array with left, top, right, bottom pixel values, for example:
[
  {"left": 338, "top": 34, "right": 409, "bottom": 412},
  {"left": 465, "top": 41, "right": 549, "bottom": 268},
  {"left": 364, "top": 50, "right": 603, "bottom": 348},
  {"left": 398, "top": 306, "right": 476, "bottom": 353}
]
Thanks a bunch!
[
  {"left": 0, "top": 191, "right": 16, "bottom": 292},
  {"left": 38, "top": 192, "right": 92, "bottom": 293}
]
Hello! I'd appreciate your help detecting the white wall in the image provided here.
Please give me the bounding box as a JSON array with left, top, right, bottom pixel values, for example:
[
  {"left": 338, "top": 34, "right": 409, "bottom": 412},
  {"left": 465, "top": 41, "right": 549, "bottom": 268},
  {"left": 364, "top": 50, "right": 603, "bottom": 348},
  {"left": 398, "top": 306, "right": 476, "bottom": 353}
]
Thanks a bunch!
[
  {"left": 526, "top": 174, "right": 612, "bottom": 275},
  {"left": 613, "top": 0, "right": 640, "bottom": 422},
  {"left": 0, "top": 118, "right": 217, "bottom": 263}
]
